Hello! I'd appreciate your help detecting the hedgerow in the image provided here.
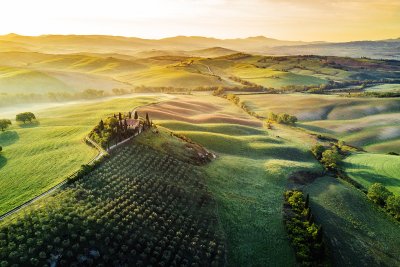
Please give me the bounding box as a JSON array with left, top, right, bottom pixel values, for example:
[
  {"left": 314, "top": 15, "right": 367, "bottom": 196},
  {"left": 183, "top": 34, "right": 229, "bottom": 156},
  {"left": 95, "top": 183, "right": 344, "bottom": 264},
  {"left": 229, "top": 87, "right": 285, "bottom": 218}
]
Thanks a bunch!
[{"left": 283, "top": 190, "right": 327, "bottom": 266}]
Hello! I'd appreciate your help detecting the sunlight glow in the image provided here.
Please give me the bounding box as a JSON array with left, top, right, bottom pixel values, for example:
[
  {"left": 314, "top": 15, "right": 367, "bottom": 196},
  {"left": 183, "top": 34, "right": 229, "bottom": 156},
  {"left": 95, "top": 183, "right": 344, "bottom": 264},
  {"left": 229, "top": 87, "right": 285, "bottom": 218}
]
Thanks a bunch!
[{"left": 0, "top": 0, "right": 399, "bottom": 41}]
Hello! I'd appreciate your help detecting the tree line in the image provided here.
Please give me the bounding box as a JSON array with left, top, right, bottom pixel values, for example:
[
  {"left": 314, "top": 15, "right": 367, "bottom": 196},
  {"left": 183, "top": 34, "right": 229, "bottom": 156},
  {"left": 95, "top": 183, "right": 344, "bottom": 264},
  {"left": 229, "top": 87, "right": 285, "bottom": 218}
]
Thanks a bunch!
[{"left": 284, "top": 190, "right": 327, "bottom": 265}]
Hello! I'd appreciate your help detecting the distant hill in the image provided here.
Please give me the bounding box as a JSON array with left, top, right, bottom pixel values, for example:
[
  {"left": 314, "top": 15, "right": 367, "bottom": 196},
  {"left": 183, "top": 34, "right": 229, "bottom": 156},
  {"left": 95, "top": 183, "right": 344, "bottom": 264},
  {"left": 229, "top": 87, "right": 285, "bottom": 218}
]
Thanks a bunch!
[
  {"left": 1, "top": 34, "right": 398, "bottom": 59},
  {"left": 0, "top": 34, "right": 315, "bottom": 55},
  {"left": 189, "top": 47, "right": 239, "bottom": 57},
  {"left": 266, "top": 39, "right": 400, "bottom": 60}
]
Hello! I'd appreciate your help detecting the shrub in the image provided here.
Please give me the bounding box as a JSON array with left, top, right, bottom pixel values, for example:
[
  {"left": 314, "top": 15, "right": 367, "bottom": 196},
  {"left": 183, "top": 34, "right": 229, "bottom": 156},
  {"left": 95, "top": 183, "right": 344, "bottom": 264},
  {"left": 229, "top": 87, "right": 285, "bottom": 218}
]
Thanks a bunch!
[
  {"left": 212, "top": 87, "right": 225, "bottom": 96},
  {"left": 321, "top": 148, "right": 341, "bottom": 171},
  {"left": 311, "top": 144, "right": 325, "bottom": 160},
  {"left": 367, "top": 183, "right": 393, "bottom": 206},
  {"left": 267, "top": 112, "right": 297, "bottom": 124},
  {"left": 386, "top": 195, "right": 400, "bottom": 220}
]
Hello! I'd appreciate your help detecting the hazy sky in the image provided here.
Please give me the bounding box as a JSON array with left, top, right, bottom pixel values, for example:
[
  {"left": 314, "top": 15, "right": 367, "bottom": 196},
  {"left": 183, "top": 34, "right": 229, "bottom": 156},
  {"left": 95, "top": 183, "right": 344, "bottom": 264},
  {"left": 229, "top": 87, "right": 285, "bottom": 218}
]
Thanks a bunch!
[{"left": 0, "top": 0, "right": 399, "bottom": 41}]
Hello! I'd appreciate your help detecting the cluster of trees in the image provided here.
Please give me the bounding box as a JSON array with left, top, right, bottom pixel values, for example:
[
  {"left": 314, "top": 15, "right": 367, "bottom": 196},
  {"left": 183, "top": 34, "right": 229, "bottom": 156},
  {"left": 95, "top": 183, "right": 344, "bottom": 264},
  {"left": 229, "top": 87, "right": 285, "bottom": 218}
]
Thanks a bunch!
[
  {"left": 311, "top": 141, "right": 354, "bottom": 172},
  {"left": 0, "top": 143, "right": 225, "bottom": 266},
  {"left": 267, "top": 112, "right": 298, "bottom": 125},
  {"left": 367, "top": 183, "right": 400, "bottom": 220},
  {"left": 89, "top": 111, "right": 144, "bottom": 149},
  {"left": 284, "top": 190, "right": 326, "bottom": 265}
]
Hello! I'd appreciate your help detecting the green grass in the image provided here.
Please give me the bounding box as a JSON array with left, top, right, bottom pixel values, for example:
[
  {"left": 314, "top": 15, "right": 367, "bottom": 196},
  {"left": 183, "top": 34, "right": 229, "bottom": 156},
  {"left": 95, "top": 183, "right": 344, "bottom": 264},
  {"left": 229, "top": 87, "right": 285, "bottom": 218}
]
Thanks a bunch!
[
  {"left": 0, "top": 96, "right": 164, "bottom": 214},
  {"left": 148, "top": 96, "right": 323, "bottom": 266},
  {"left": 366, "top": 83, "right": 400, "bottom": 92},
  {"left": 240, "top": 93, "right": 400, "bottom": 153},
  {"left": 304, "top": 176, "right": 400, "bottom": 266},
  {"left": 119, "top": 65, "right": 229, "bottom": 88},
  {"left": 163, "top": 124, "right": 321, "bottom": 266},
  {"left": 343, "top": 153, "right": 400, "bottom": 194},
  {"left": 230, "top": 64, "right": 328, "bottom": 88}
]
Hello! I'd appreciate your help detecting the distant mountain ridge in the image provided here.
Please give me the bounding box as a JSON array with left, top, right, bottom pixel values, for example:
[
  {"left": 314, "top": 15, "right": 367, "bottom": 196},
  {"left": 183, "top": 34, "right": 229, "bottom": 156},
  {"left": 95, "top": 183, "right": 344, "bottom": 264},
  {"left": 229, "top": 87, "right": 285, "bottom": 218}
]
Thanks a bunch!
[{"left": 0, "top": 34, "right": 399, "bottom": 59}]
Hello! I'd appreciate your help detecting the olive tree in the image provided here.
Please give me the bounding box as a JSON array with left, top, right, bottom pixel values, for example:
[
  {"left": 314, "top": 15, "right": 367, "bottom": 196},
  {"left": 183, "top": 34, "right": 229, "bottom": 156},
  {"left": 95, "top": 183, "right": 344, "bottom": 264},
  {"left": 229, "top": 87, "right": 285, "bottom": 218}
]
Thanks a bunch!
[
  {"left": 0, "top": 119, "right": 11, "bottom": 131},
  {"left": 16, "top": 112, "right": 36, "bottom": 124}
]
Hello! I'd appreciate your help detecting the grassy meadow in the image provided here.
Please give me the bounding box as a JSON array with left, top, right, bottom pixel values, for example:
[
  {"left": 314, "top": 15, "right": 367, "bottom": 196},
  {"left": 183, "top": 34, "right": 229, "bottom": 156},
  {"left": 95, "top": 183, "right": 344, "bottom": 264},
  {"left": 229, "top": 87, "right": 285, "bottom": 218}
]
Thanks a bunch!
[
  {"left": 344, "top": 153, "right": 400, "bottom": 194},
  {"left": 240, "top": 93, "right": 400, "bottom": 153},
  {"left": 137, "top": 95, "right": 323, "bottom": 266},
  {"left": 0, "top": 95, "right": 165, "bottom": 214},
  {"left": 304, "top": 176, "right": 400, "bottom": 266}
]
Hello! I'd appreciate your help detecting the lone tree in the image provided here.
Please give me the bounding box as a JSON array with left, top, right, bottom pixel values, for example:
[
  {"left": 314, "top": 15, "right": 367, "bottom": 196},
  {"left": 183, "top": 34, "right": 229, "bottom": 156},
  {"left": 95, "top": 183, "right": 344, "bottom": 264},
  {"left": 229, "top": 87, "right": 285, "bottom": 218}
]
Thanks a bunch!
[
  {"left": 0, "top": 119, "right": 11, "bottom": 131},
  {"left": 134, "top": 111, "right": 138, "bottom": 120},
  {"left": 16, "top": 112, "right": 36, "bottom": 124}
]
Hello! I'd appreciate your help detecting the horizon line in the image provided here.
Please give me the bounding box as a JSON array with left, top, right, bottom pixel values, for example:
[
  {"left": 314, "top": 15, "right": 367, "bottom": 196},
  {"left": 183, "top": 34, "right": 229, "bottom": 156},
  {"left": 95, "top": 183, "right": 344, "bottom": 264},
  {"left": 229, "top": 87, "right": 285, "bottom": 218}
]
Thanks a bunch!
[{"left": 1, "top": 32, "right": 399, "bottom": 43}]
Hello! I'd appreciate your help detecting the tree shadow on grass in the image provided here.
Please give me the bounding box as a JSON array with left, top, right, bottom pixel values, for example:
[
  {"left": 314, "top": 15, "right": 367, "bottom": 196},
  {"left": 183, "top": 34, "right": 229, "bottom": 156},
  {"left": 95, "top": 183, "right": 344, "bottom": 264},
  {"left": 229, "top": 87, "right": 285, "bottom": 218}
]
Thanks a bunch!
[
  {"left": 351, "top": 171, "right": 400, "bottom": 188},
  {"left": 0, "top": 155, "right": 7, "bottom": 170},
  {"left": 18, "top": 120, "right": 40, "bottom": 128},
  {"left": 0, "top": 131, "right": 19, "bottom": 146}
]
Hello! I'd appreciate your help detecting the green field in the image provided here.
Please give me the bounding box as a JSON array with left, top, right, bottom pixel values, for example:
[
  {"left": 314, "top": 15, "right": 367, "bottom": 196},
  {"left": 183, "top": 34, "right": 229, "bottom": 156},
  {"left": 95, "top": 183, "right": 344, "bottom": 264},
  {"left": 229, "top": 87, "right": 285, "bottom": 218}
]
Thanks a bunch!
[
  {"left": 240, "top": 93, "right": 400, "bottom": 153},
  {"left": 304, "top": 176, "right": 400, "bottom": 266},
  {"left": 344, "top": 153, "right": 400, "bottom": 194},
  {"left": 366, "top": 83, "right": 400, "bottom": 92},
  {"left": 0, "top": 96, "right": 164, "bottom": 214},
  {"left": 1, "top": 47, "right": 400, "bottom": 104},
  {"left": 137, "top": 95, "right": 323, "bottom": 266}
]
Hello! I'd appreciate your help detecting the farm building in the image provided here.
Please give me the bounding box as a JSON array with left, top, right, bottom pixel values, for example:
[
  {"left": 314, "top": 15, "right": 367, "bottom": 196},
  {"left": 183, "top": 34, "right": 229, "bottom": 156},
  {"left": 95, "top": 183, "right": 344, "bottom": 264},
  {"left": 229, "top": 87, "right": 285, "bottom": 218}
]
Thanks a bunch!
[{"left": 126, "top": 119, "right": 140, "bottom": 129}]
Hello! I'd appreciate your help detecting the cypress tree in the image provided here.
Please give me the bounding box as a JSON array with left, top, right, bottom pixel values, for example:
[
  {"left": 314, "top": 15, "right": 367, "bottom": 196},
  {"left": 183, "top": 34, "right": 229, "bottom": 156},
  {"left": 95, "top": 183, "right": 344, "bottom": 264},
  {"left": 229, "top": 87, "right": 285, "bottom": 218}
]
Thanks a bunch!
[
  {"left": 305, "top": 208, "right": 311, "bottom": 221},
  {"left": 146, "top": 113, "right": 150, "bottom": 126},
  {"left": 128, "top": 112, "right": 132, "bottom": 119},
  {"left": 99, "top": 120, "right": 104, "bottom": 131},
  {"left": 134, "top": 111, "right": 138, "bottom": 120},
  {"left": 118, "top": 112, "right": 122, "bottom": 121}
]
